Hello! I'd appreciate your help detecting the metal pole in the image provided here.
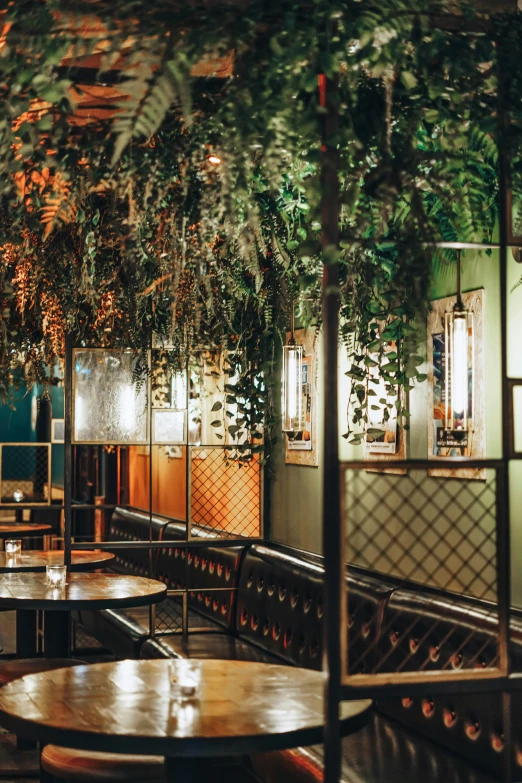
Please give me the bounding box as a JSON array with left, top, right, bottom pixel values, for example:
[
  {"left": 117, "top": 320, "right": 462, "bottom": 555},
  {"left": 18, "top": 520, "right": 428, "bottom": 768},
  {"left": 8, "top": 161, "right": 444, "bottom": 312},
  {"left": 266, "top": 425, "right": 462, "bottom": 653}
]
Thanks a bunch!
[
  {"left": 496, "top": 34, "right": 513, "bottom": 783},
  {"left": 320, "top": 71, "right": 342, "bottom": 783},
  {"left": 64, "top": 332, "right": 73, "bottom": 568}
]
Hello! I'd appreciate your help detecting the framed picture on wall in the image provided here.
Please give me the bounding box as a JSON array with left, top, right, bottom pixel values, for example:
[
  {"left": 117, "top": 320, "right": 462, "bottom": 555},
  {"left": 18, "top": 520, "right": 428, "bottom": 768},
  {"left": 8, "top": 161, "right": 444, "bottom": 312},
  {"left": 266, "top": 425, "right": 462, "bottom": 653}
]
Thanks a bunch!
[
  {"left": 51, "top": 418, "right": 65, "bottom": 444},
  {"left": 427, "top": 288, "right": 486, "bottom": 480},
  {"left": 152, "top": 409, "right": 186, "bottom": 445}
]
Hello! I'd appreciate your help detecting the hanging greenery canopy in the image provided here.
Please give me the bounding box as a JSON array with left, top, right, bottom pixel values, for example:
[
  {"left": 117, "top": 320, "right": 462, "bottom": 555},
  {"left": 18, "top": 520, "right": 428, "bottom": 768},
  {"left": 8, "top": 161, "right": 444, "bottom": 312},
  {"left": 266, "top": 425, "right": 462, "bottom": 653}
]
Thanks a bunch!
[{"left": 0, "top": 0, "right": 520, "bottom": 452}]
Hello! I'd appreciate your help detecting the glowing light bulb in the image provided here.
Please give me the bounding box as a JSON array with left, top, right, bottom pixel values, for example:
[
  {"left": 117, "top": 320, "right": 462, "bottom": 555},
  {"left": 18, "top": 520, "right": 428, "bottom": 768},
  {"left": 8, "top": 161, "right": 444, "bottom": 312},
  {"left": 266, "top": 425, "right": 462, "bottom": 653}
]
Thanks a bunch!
[
  {"left": 451, "top": 313, "right": 469, "bottom": 423},
  {"left": 282, "top": 344, "right": 303, "bottom": 433},
  {"left": 207, "top": 154, "right": 221, "bottom": 166}
]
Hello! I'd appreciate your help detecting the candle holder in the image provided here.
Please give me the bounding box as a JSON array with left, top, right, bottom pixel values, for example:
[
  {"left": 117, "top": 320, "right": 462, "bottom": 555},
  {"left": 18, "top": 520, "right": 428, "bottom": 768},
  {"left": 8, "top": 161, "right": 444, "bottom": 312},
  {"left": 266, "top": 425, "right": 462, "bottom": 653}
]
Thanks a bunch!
[
  {"left": 170, "top": 661, "right": 201, "bottom": 701},
  {"left": 46, "top": 564, "right": 67, "bottom": 588},
  {"left": 5, "top": 539, "right": 22, "bottom": 557}
]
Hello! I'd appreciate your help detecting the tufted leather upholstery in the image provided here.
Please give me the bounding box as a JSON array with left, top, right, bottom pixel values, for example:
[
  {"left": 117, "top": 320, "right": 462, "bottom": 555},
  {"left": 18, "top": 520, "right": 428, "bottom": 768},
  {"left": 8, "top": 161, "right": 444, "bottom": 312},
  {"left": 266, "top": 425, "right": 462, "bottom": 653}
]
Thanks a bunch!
[
  {"left": 75, "top": 507, "right": 522, "bottom": 781},
  {"left": 108, "top": 507, "right": 172, "bottom": 577},
  {"left": 376, "top": 587, "right": 500, "bottom": 675},
  {"left": 156, "top": 520, "right": 245, "bottom": 631},
  {"left": 235, "top": 545, "right": 393, "bottom": 671}
]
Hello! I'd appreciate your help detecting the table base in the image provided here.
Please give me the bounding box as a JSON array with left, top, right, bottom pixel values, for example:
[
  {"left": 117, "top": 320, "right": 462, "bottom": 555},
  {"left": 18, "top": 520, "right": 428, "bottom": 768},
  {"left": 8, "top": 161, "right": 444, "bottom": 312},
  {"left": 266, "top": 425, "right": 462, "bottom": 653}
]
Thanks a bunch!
[
  {"left": 0, "top": 733, "right": 39, "bottom": 777},
  {"left": 43, "top": 611, "right": 71, "bottom": 658},
  {"left": 164, "top": 757, "right": 242, "bottom": 783}
]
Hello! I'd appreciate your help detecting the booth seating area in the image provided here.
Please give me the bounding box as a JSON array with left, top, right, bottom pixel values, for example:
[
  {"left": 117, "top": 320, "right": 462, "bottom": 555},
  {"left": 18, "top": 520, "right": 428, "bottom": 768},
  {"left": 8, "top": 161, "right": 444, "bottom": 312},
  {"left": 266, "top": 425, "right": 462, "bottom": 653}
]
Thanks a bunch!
[{"left": 73, "top": 507, "right": 522, "bottom": 783}]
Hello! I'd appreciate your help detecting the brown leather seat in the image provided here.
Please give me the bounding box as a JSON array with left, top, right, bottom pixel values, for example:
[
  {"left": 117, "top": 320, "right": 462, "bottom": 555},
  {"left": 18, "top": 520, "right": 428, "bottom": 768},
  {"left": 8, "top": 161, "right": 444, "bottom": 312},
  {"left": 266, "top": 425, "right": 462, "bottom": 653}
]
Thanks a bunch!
[
  {"left": 41, "top": 746, "right": 165, "bottom": 783},
  {"left": 0, "top": 658, "right": 83, "bottom": 686}
]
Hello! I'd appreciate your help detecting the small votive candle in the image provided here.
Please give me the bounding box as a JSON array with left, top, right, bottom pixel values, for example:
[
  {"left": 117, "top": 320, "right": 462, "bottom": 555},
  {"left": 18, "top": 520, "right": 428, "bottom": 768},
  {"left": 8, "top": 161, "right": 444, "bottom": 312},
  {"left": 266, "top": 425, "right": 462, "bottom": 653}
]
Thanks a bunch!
[
  {"left": 46, "top": 564, "right": 67, "bottom": 588},
  {"left": 170, "top": 661, "right": 201, "bottom": 701},
  {"left": 5, "top": 539, "right": 22, "bottom": 557}
]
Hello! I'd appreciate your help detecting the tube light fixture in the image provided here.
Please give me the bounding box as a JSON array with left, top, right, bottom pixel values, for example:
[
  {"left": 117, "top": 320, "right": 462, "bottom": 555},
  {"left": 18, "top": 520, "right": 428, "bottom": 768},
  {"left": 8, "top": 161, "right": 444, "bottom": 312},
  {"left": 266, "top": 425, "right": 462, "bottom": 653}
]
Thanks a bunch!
[
  {"left": 443, "top": 251, "right": 473, "bottom": 447},
  {"left": 282, "top": 304, "right": 303, "bottom": 434}
]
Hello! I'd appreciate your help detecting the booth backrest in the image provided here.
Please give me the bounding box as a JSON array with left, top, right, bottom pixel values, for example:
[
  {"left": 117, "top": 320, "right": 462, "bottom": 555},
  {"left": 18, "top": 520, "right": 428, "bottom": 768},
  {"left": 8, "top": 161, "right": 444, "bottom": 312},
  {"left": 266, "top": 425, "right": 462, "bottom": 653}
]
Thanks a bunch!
[
  {"left": 155, "top": 520, "right": 245, "bottom": 631},
  {"left": 108, "top": 507, "right": 170, "bottom": 576},
  {"left": 235, "top": 544, "right": 394, "bottom": 671}
]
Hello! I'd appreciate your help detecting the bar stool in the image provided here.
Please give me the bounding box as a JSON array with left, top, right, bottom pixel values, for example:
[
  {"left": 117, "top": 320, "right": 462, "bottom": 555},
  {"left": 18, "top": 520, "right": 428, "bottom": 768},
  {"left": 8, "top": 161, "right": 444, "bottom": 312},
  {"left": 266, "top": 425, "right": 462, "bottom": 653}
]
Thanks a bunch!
[{"left": 40, "top": 746, "right": 165, "bottom": 783}]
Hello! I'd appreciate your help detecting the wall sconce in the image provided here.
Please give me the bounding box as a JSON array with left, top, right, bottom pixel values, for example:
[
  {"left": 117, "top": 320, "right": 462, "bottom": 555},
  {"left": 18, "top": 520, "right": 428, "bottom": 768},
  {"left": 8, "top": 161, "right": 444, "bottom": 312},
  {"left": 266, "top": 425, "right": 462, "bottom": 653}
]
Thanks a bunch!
[
  {"left": 444, "top": 251, "right": 473, "bottom": 446},
  {"left": 281, "top": 305, "right": 303, "bottom": 434}
]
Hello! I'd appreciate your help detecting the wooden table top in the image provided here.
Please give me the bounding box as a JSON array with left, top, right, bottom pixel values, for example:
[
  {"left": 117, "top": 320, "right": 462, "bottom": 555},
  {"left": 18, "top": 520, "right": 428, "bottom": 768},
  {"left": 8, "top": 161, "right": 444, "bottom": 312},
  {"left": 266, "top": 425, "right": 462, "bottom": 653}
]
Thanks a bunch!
[
  {"left": 0, "top": 572, "right": 167, "bottom": 610},
  {"left": 0, "top": 659, "right": 372, "bottom": 757},
  {"left": 0, "top": 551, "right": 115, "bottom": 573},
  {"left": 0, "top": 524, "right": 52, "bottom": 538}
]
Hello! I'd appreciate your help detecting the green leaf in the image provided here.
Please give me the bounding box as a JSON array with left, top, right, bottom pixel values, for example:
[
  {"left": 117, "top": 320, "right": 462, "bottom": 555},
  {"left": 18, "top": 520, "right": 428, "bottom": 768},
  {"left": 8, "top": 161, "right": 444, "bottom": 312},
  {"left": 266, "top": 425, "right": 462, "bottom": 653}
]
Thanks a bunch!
[{"left": 211, "top": 401, "right": 222, "bottom": 412}]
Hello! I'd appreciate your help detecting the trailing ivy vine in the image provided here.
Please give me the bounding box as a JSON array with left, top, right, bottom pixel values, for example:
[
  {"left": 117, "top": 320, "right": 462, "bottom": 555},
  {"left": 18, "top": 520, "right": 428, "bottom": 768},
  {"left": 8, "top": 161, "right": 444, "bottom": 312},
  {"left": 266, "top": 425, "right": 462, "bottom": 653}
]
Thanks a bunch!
[{"left": 0, "top": 0, "right": 520, "bottom": 455}]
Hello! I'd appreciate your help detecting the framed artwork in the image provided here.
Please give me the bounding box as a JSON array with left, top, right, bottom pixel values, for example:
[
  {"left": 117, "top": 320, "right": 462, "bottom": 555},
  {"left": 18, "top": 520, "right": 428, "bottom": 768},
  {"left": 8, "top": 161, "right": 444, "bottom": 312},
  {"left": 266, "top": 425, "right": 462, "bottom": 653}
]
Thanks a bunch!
[
  {"left": 362, "top": 339, "right": 407, "bottom": 474},
  {"left": 285, "top": 328, "right": 318, "bottom": 467},
  {"left": 51, "top": 418, "right": 65, "bottom": 444},
  {"left": 427, "top": 288, "right": 486, "bottom": 480}
]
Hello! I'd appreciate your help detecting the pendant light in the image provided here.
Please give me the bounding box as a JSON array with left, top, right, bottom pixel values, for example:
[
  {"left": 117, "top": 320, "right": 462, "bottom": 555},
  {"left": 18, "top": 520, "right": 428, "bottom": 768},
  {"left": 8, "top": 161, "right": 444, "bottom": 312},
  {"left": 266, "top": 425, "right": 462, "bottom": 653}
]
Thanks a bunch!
[
  {"left": 281, "top": 304, "right": 303, "bottom": 434},
  {"left": 444, "top": 250, "right": 473, "bottom": 442}
]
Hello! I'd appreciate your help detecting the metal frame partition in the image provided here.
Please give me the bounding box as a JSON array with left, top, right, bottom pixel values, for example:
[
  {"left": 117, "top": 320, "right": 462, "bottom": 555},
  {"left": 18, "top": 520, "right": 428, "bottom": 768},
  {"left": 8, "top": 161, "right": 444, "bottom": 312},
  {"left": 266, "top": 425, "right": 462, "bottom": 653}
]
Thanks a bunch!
[
  {"left": 61, "top": 340, "right": 265, "bottom": 640},
  {"left": 320, "top": 17, "right": 522, "bottom": 783}
]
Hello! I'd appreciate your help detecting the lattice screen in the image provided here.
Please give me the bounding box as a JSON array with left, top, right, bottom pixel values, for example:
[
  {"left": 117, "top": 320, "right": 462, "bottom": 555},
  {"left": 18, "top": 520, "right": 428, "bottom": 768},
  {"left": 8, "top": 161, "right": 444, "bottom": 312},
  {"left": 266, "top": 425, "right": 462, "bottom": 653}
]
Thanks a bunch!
[
  {"left": 0, "top": 444, "right": 51, "bottom": 505},
  {"left": 190, "top": 447, "right": 261, "bottom": 538},
  {"left": 343, "top": 465, "right": 503, "bottom": 681}
]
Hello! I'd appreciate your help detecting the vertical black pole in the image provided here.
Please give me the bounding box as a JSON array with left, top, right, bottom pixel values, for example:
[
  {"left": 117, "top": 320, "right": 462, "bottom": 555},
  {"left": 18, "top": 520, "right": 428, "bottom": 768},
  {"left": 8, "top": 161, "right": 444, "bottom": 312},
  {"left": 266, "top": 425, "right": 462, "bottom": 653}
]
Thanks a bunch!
[
  {"left": 64, "top": 333, "right": 73, "bottom": 568},
  {"left": 496, "top": 34, "right": 512, "bottom": 783},
  {"left": 320, "top": 71, "right": 342, "bottom": 783}
]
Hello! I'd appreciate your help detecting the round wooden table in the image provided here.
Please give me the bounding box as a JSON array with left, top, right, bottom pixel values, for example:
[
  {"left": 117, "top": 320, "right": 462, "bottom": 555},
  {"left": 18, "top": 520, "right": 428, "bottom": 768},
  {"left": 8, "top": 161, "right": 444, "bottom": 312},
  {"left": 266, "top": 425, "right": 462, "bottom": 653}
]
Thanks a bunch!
[
  {"left": 0, "top": 550, "right": 115, "bottom": 573},
  {"left": 0, "top": 572, "right": 166, "bottom": 658},
  {"left": 0, "top": 523, "right": 52, "bottom": 543},
  {"left": 0, "top": 659, "right": 372, "bottom": 782}
]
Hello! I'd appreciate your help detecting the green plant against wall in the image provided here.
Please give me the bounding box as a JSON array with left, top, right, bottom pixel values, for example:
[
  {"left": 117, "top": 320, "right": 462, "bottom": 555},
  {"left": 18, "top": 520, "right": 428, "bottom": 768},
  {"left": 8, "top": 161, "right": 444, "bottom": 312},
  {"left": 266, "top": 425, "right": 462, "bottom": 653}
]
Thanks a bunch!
[{"left": 0, "top": 0, "right": 520, "bottom": 455}]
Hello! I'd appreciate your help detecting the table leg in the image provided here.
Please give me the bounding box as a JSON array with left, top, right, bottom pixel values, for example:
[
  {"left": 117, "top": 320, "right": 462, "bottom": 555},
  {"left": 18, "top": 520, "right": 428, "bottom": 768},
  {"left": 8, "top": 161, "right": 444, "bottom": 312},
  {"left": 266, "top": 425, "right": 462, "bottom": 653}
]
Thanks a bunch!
[
  {"left": 43, "top": 611, "right": 71, "bottom": 658},
  {"left": 14, "top": 610, "right": 39, "bottom": 751},
  {"left": 164, "top": 758, "right": 206, "bottom": 783},
  {"left": 16, "top": 610, "right": 38, "bottom": 659}
]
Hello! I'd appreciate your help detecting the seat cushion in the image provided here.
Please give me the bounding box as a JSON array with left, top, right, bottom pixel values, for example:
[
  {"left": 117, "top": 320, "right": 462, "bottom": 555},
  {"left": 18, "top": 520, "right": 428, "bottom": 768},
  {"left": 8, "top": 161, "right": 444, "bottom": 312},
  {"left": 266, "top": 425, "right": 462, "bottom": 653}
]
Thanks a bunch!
[
  {"left": 41, "top": 746, "right": 165, "bottom": 783},
  {"left": 74, "top": 608, "right": 150, "bottom": 660},
  {"left": 140, "top": 631, "right": 282, "bottom": 663},
  {"left": 251, "top": 712, "right": 496, "bottom": 783}
]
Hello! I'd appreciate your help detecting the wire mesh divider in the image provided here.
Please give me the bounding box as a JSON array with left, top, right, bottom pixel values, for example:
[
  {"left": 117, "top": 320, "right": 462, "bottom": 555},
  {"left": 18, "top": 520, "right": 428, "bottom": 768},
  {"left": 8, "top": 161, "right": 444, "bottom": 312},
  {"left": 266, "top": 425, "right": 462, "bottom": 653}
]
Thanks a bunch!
[
  {"left": 150, "top": 587, "right": 238, "bottom": 636},
  {"left": 0, "top": 443, "right": 51, "bottom": 506},
  {"left": 341, "top": 459, "right": 509, "bottom": 690},
  {"left": 189, "top": 446, "right": 262, "bottom": 540}
]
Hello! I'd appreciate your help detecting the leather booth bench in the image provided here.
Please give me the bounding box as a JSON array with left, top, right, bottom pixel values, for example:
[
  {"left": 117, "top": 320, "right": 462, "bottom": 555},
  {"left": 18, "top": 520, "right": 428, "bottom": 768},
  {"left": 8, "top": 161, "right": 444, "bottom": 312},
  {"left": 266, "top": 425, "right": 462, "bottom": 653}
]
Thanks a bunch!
[{"left": 74, "top": 506, "right": 522, "bottom": 782}]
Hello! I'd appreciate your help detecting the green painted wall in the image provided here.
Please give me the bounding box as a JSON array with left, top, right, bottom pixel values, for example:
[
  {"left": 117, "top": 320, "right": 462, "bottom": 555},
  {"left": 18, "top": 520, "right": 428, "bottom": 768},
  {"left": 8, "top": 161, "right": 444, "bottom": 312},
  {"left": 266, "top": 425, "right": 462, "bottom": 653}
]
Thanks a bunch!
[{"left": 270, "top": 249, "right": 522, "bottom": 605}]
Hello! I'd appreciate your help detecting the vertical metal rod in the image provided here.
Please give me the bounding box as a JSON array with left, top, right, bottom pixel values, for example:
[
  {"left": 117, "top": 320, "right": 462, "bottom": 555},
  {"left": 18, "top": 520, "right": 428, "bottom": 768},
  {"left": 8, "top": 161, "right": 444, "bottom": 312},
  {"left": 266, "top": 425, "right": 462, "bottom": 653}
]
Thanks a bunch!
[
  {"left": 149, "top": 339, "right": 154, "bottom": 578},
  {"left": 319, "top": 71, "right": 342, "bottom": 783},
  {"left": 64, "top": 332, "right": 73, "bottom": 569},
  {"left": 496, "top": 36, "right": 513, "bottom": 781}
]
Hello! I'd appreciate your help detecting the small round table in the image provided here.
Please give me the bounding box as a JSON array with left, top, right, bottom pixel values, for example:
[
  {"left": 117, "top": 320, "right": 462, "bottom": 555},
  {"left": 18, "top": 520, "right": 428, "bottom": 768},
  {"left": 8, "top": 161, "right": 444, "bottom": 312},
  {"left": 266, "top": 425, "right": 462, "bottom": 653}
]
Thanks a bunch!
[
  {"left": 0, "top": 550, "right": 115, "bottom": 573},
  {"left": 0, "top": 523, "right": 52, "bottom": 547},
  {"left": 0, "top": 659, "right": 372, "bottom": 783},
  {"left": 0, "top": 573, "right": 166, "bottom": 658}
]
